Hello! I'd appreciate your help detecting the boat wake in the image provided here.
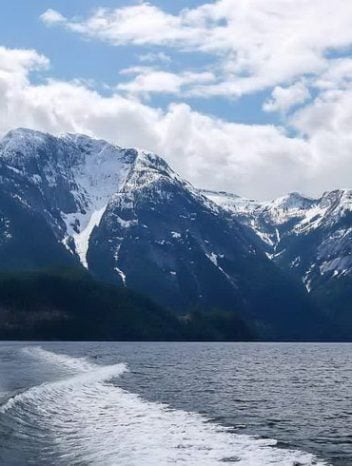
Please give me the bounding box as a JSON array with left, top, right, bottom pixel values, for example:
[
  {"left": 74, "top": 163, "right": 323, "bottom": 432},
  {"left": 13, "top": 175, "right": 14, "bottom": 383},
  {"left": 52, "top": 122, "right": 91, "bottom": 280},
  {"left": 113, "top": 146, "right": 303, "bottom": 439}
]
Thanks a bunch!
[{"left": 0, "top": 347, "right": 327, "bottom": 465}]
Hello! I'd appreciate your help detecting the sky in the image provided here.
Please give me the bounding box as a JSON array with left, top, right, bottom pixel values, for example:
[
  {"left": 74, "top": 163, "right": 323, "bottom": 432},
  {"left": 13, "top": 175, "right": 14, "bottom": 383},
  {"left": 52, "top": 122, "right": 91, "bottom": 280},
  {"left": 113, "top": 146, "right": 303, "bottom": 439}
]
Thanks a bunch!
[{"left": 1, "top": 1, "right": 352, "bottom": 199}]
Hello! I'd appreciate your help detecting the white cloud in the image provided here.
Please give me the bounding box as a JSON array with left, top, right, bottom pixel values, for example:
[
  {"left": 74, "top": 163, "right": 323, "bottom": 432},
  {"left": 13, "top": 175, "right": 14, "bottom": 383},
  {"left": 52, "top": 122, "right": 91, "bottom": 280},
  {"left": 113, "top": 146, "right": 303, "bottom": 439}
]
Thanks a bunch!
[
  {"left": 117, "top": 67, "right": 215, "bottom": 98},
  {"left": 158, "top": 104, "right": 313, "bottom": 198},
  {"left": 2, "top": 45, "right": 352, "bottom": 200},
  {"left": 41, "top": 4, "right": 190, "bottom": 46},
  {"left": 138, "top": 52, "right": 171, "bottom": 64},
  {"left": 0, "top": 47, "right": 161, "bottom": 150},
  {"left": 0, "top": 46, "right": 48, "bottom": 74},
  {"left": 40, "top": 1, "right": 352, "bottom": 97},
  {"left": 314, "top": 58, "right": 352, "bottom": 91},
  {"left": 263, "top": 82, "right": 311, "bottom": 113},
  {"left": 291, "top": 87, "right": 352, "bottom": 192},
  {"left": 0, "top": 46, "right": 49, "bottom": 123},
  {"left": 40, "top": 9, "right": 66, "bottom": 26}
]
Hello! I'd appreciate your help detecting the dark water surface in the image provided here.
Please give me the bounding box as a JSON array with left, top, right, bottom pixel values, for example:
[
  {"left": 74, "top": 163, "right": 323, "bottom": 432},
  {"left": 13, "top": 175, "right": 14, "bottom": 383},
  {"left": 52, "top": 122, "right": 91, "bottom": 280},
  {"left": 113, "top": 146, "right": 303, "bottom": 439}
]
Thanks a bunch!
[{"left": 0, "top": 342, "right": 350, "bottom": 465}]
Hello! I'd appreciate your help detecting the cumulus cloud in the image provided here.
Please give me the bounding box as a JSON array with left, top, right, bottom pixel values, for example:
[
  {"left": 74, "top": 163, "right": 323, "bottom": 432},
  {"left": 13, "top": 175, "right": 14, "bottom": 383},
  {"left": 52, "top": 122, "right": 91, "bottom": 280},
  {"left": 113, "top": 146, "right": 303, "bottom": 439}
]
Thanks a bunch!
[
  {"left": 117, "top": 67, "right": 215, "bottom": 98},
  {"left": 158, "top": 104, "right": 313, "bottom": 198},
  {"left": 40, "top": 4, "right": 189, "bottom": 46},
  {"left": 0, "top": 46, "right": 48, "bottom": 74},
  {"left": 40, "top": 9, "right": 66, "bottom": 26},
  {"left": 290, "top": 87, "right": 352, "bottom": 192},
  {"left": 263, "top": 82, "right": 311, "bottom": 113},
  {"left": 314, "top": 58, "right": 352, "bottom": 91},
  {"left": 40, "top": 1, "right": 352, "bottom": 97}
]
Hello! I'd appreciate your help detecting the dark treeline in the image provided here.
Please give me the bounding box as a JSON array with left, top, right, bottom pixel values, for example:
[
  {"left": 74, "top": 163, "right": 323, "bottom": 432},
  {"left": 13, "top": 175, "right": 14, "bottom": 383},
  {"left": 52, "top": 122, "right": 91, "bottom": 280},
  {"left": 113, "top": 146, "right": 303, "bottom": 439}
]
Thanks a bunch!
[{"left": 0, "top": 268, "right": 255, "bottom": 341}]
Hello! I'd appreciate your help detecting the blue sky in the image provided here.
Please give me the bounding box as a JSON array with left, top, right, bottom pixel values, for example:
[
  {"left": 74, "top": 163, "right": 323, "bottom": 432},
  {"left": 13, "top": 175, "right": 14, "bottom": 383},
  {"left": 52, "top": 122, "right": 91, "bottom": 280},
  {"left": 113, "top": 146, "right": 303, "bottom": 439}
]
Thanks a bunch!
[{"left": 1, "top": 1, "right": 352, "bottom": 198}]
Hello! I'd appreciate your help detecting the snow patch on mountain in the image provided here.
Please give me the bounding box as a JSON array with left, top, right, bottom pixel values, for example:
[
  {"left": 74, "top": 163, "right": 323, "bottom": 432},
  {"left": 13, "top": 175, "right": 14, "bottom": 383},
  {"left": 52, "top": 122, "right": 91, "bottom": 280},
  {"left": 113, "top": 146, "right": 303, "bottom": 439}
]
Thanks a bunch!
[
  {"left": 200, "top": 189, "right": 262, "bottom": 215},
  {"left": 205, "top": 251, "right": 235, "bottom": 285},
  {"left": 115, "top": 267, "right": 127, "bottom": 285},
  {"left": 58, "top": 136, "right": 137, "bottom": 266},
  {"left": 64, "top": 206, "right": 107, "bottom": 268},
  {"left": 319, "top": 257, "right": 352, "bottom": 277}
]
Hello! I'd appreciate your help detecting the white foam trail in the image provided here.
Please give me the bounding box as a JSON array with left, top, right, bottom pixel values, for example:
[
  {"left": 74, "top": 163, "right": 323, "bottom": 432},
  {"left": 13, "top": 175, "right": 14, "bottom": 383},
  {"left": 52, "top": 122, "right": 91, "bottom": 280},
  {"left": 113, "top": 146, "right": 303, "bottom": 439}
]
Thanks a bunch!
[
  {"left": 22, "top": 345, "right": 96, "bottom": 372},
  {"left": 0, "top": 348, "right": 328, "bottom": 466}
]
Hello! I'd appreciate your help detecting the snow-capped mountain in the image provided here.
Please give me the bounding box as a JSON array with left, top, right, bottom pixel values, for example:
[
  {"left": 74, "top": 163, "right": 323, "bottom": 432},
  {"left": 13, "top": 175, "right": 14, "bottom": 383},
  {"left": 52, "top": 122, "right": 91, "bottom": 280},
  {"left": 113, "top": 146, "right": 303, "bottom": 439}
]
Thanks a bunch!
[
  {"left": 202, "top": 189, "right": 352, "bottom": 286},
  {"left": 203, "top": 188, "right": 352, "bottom": 335},
  {"left": 0, "top": 128, "right": 322, "bottom": 340}
]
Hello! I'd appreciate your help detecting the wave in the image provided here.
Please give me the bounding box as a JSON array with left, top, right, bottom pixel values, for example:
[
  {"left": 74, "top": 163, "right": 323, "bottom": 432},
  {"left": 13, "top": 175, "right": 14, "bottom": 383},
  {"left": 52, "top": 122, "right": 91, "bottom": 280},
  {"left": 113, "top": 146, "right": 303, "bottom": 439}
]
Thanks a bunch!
[{"left": 0, "top": 347, "right": 328, "bottom": 465}]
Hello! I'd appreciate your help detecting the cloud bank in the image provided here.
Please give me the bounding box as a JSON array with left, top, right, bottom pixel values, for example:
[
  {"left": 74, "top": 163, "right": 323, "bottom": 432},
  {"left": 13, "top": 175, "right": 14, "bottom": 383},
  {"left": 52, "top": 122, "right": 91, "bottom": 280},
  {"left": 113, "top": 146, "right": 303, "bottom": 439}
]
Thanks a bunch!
[{"left": 2, "top": 1, "right": 352, "bottom": 199}]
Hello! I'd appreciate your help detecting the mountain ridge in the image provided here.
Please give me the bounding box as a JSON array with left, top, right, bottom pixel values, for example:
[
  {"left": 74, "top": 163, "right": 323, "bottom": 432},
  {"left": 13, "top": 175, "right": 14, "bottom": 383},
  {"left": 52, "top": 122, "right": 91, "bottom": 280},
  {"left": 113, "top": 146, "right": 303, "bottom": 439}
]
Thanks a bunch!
[{"left": 0, "top": 127, "right": 339, "bottom": 340}]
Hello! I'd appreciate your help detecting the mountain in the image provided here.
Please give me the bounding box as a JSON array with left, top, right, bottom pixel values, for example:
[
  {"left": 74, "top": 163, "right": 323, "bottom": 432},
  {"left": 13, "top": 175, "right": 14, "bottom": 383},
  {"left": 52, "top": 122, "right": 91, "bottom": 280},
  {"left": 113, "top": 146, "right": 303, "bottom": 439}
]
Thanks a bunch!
[
  {"left": 0, "top": 128, "right": 324, "bottom": 340},
  {"left": 203, "top": 189, "right": 352, "bottom": 337}
]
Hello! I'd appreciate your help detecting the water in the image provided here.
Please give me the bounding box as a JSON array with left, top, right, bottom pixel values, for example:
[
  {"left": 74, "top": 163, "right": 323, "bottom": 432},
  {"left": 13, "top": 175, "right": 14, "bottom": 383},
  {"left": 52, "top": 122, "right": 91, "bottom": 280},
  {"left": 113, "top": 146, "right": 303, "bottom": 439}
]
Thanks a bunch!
[{"left": 0, "top": 342, "right": 350, "bottom": 465}]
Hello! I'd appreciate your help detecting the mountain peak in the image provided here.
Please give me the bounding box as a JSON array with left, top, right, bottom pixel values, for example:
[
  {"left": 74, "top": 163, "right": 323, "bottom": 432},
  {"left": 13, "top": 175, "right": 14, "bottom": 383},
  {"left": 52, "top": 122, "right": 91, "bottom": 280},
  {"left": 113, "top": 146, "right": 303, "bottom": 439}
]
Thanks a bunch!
[
  {"left": 270, "top": 192, "right": 316, "bottom": 211},
  {"left": 3, "top": 127, "right": 49, "bottom": 140},
  {"left": 1, "top": 128, "right": 54, "bottom": 157}
]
